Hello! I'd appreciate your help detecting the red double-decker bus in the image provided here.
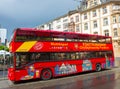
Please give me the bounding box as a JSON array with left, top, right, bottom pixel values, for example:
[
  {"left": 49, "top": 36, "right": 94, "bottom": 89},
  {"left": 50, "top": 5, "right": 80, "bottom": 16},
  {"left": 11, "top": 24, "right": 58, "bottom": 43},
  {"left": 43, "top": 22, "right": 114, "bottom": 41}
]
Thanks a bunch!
[{"left": 8, "top": 28, "right": 114, "bottom": 82}]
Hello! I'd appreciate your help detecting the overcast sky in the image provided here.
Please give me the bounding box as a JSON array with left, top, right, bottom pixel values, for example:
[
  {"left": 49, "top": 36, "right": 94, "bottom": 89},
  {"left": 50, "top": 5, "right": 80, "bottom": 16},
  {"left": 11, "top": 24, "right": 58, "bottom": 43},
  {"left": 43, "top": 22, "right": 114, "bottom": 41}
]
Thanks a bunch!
[{"left": 0, "top": 0, "right": 79, "bottom": 41}]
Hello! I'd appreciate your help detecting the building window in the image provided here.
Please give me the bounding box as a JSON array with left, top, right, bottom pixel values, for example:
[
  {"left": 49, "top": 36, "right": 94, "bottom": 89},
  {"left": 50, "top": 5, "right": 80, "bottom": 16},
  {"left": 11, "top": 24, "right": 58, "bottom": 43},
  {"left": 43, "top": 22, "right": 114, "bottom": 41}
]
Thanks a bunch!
[
  {"left": 84, "top": 13, "right": 87, "bottom": 20},
  {"left": 68, "top": 22, "right": 75, "bottom": 32},
  {"left": 56, "top": 25, "right": 61, "bottom": 29},
  {"left": 57, "top": 19, "right": 61, "bottom": 23},
  {"left": 93, "top": 10, "right": 97, "bottom": 17},
  {"left": 76, "top": 15, "right": 79, "bottom": 22},
  {"left": 63, "top": 19, "right": 68, "bottom": 22},
  {"left": 84, "top": 23, "right": 88, "bottom": 30},
  {"left": 93, "top": 21, "right": 98, "bottom": 28},
  {"left": 76, "top": 24, "right": 80, "bottom": 32},
  {"left": 103, "top": 18, "right": 108, "bottom": 26},
  {"left": 90, "top": 1, "right": 93, "bottom": 6},
  {"left": 93, "top": 32, "right": 98, "bottom": 34},
  {"left": 104, "top": 30, "right": 109, "bottom": 36},
  {"left": 94, "top": 0, "right": 97, "bottom": 5},
  {"left": 70, "top": 17, "right": 74, "bottom": 22},
  {"left": 113, "top": 16, "right": 117, "bottom": 23},
  {"left": 63, "top": 23, "right": 68, "bottom": 29},
  {"left": 103, "top": 7, "right": 107, "bottom": 14},
  {"left": 48, "top": 24, "right": 52, "bottom": 30},
  {"left": 114, "top": 28, "right": 118, "bottom": 37},
  {"left": 83, "top": 1, "right": 88, "bottom": 9},
  {"left": 112, "top": 5, "right": 120, "bottom": 10},
  {"left": 64, "top": 30, "right": 68, "bottom": 32},
  {"left": 119, "top": 15, "right": 120, "bottom": 23}
]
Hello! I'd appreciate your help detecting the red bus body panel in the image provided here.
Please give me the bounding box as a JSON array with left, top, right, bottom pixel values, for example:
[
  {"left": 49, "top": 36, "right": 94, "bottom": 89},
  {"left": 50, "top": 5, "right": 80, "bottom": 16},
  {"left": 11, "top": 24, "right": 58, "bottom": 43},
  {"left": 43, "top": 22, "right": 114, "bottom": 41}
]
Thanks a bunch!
[
  {"left": 10, "top": 41, "right": 113, "bottom": 52},
  {"left": 8, "top": 57, "right": 114, "bottom": 81}
]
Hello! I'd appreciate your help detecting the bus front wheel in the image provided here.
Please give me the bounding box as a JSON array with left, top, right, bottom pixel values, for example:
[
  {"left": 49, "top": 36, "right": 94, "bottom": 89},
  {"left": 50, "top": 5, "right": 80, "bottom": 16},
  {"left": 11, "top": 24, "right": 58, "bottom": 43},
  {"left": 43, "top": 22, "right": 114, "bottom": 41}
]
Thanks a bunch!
[
  {"left": 41, "top": 69, "right": 52, "bottom": 80},
  {"left": 96, "top": 64, "right": 101, "bottom": 72}
]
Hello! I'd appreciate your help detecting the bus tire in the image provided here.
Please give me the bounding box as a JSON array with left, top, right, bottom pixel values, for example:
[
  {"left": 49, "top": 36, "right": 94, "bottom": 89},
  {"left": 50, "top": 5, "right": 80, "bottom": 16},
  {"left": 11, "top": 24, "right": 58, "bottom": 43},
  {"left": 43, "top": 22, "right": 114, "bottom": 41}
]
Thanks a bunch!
[
  {"left": 96, "top": 64, "right": 101, "bottom": 72},
  {"left": 41, "top": 69, "right": 52, "bottom": 80}
]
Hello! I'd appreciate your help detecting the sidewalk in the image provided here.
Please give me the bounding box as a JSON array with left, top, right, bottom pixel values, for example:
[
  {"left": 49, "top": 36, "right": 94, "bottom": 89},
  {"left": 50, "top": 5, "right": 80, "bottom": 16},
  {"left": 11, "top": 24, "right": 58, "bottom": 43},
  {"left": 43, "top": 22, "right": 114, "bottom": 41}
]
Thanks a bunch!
[
  {"left": 0, "top": 70, "right": 11, "bottom": 89},
  {"left": 0, "top": 70, "right": 7, "bottom": 80},
  {"left": 0, "top": 80, "right": 13, "bottom": 89}
]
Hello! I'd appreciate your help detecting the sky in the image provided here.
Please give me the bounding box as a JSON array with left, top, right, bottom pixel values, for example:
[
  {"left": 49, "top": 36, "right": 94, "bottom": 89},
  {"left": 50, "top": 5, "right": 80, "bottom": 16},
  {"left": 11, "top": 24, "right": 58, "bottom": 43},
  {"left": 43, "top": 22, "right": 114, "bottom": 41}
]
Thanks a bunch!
[{"left": 0, "top": 0, "right": 79, "bottom": 41}]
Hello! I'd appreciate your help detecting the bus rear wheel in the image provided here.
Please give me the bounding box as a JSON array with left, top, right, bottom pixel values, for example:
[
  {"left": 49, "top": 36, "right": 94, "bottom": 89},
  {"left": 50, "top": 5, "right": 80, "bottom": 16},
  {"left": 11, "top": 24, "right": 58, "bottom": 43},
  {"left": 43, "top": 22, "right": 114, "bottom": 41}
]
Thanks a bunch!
[
  {"left": 96, "top": 64, "right": 101, "bottom": 72},
  {"left": 41, "top": 69, "right": 52, "bottom": 80}
]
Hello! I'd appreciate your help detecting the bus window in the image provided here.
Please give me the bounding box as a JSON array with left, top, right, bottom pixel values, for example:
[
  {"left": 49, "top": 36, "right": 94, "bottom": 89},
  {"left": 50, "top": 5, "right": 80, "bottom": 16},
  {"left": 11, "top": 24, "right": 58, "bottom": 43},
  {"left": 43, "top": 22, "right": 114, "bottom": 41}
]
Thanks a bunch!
[
  {"left": 107, "top": 51, "right": 113, "bottom": 57},
  {"left": 21, "top": 55, "right": 27, "bottom": 66},
  {"left": 70, "top": 53, "right": 76, "bottom": 60},
  {"left": 76, "top": 52, "right": 80, "bottom": 59},
  {"left": 7, "top": 53, "right": 13, "bottom": 68},
  {"left": 31, "top": 53, "right": 36, "bottom": 62},
  {"left": 35, "top": 53, "right": 41, "bottom": 61},
  {"left": 50, "top": 53, "right": 56, "bottom": 61},
  {"left": 16, "top": 54, "right": 21, "bottom": 67},
  {"left": 79, "top": 52, "right": 84, "bottom": 59},
  {"left": 16, "top": 54, "right": 28, "bottom": 68},
  {"left": 40, "top": 53, "right": 49, "bottom": 61},
  {"left": 57, "top": 53, "right": 63, "bottom": 60}
]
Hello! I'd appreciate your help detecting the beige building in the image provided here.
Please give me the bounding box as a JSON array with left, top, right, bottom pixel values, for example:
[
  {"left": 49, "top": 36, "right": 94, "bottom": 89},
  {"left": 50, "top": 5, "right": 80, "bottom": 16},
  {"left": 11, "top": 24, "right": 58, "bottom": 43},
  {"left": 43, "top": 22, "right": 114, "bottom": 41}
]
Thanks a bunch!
[
  {"left": 74, "top": 0, "right": 120, "bottom": 60},
  {"left": 81, "top": 0, "right": 120, "bottom": 60},
  {"left": 36, "top": 0, "right": 120, "bottom": 63}
]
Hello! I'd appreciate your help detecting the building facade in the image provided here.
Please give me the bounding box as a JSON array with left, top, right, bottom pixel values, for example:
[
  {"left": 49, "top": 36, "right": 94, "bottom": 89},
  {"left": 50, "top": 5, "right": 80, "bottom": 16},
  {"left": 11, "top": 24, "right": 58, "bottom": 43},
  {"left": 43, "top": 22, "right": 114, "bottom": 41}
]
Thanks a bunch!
[
  {"left": 0, "top": 28, "right": 7, "bottom": 45},
  {"left": 36, "top": 0, "right": 120, "bottom": 61}
]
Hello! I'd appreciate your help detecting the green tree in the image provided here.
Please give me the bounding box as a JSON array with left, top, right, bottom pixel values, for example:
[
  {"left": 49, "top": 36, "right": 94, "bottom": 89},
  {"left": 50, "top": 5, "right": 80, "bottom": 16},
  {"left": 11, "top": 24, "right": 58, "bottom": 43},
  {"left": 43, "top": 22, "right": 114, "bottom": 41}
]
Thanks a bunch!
[{"left": 0, "top": 45, "right": 9, "bottom": 51}]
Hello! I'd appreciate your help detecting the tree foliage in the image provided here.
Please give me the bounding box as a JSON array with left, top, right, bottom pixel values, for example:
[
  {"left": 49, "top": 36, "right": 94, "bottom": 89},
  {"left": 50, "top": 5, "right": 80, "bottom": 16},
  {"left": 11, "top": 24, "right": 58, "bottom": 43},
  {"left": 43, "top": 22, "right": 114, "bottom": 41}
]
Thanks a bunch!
[{"left": 0, "top": 45, "right": 9, "bottom": 51}]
